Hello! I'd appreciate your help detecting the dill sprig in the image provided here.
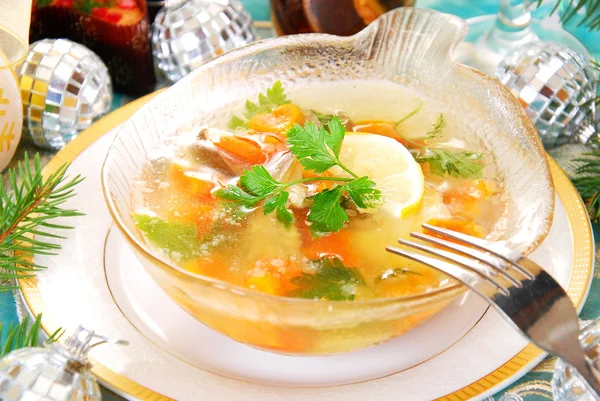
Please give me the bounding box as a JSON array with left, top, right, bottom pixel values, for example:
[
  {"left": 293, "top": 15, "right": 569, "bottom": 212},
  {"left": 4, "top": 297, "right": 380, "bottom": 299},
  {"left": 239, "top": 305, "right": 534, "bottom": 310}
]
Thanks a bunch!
[{"left": 0, "top": 153, "right": 84, "bottom": 291}]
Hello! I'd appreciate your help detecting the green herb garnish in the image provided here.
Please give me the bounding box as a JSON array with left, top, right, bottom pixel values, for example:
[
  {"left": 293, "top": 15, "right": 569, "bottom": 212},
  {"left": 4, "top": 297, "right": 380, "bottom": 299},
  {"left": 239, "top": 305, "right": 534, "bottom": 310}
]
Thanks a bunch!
[
  {"left": 377, "top": 268, "right": 422, "bottom": 282},
  {"left": 287, "top": 257, "right": 365, "bottom": 300},
  {"left": 394, "top": 99, "right": 423, "bottom": 129},
  {"left": 228, "top": 81, "right": 291, "bottom": 129},
  {"left": 216, "top": 117, "right": 383, "bottom": 234},
  {"left": 134, "top": 214, "right": 200, "bottom": 260},
  {"left": 416, "top": 149, "right": 484, "bottom": 179},
  {"left": 425, "top": 114, "right": 445, "bottom": 139},
  {"left": 312, "top": 110, "right": 336, "bottom": 125}
]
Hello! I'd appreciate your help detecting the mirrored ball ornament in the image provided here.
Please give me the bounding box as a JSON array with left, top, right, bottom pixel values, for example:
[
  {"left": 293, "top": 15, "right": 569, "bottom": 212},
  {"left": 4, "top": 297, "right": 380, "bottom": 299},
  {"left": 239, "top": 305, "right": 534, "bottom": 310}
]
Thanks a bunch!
[
  {"left": 496, "top": 41, "right": 597, "bottom": 149},
  {"left": 152, "top": 0, "right": 256, "bottom": 83},
  {"left": 17, "top": 39, "right": 113, "bottom": 150}
]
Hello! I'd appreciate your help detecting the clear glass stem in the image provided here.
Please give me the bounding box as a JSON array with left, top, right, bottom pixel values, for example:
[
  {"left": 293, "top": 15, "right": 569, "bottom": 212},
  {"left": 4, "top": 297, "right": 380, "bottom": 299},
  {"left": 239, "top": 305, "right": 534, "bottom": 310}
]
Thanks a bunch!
[{"left": 469, "top": 0, "right": 540, "bottom": 75}]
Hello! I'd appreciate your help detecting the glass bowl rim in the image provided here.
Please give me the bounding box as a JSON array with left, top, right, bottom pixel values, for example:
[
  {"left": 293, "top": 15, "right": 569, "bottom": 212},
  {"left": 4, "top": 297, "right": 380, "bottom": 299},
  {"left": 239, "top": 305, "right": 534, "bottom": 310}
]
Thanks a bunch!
[{"left": 101, "top": 7, "right": 550, "bottom": 307}]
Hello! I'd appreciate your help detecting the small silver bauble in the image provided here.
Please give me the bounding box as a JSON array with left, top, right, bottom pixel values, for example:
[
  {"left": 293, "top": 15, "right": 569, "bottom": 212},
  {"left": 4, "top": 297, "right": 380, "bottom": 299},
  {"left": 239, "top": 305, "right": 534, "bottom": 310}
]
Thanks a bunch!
[
  {"left": 17, "top": 39, "right": 113, "bottom": 150},
  {"left": 552, "top": 319, "right": 600, "bottom": 401},
  {"left": 0, "top": 326, "right": 127, "bottom": 401},
  {"left": 496, "top": 41, "right": 597, "bottom": 149},
  {"left": 152, "top": 0, "right": 256, "bottom": 83}
]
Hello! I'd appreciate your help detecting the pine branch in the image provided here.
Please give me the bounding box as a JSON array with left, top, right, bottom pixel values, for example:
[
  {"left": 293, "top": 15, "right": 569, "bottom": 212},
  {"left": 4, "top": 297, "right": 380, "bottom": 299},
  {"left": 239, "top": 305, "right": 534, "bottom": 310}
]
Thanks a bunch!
[
  {"left": 540, "top": 0, "right": 600, "bottom": 31},
  {"left": 0, "top": 314, "right": 62, "bottom": 358},
  {"left": 573, "top": 137, "right": 600, "bottom": 224},
  {"left": 0, "top": 153, "right": 84, "bottom": 291}
]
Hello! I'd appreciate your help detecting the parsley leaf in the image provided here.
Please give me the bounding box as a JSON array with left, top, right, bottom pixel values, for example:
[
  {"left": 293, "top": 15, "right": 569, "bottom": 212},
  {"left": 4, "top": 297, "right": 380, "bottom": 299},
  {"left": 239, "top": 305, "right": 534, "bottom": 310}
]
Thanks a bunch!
[
  {"left": 134, "top": 214, "right": 200, "bottom": 260},
  {"left": 230, "top": 81, "right": 291, "bottom": 127},
  {"left": 217, "top": 113, "right": 383, "bottom": 234},
  {"left": 287, "top": 122, "right": 340, "bottom": 173},
  {"left": 416, "top": 149, "right": 484, "bottom": 179},
  {"left": 263, "top": 191, "right": 294, "bottom": 227},
  {"left": 425, "top": 114, "right": 445, "bottom": 139},
  {"left": 263, "top": 80, "right": 290, "bottom": 107},
  {"left": 344, "top": 176, "right": 383, "bottom": 209},
  {"left": 326, "top": 116, "right": 345, "bottom": 157},
  {"left": 288, "top": 257, "right": 365, "bottom": 300},
  {"left": 228, "top": 115, "right": 248, "bottom": 130},
  {"left": 307, "top": 186, "right": 349, "bottom": 234},
  {"left": 240, "top": 165, "right": 282, "bottom": 196},
  {"left": 214, "top": 185, "right": 261, "bottom": 207}
]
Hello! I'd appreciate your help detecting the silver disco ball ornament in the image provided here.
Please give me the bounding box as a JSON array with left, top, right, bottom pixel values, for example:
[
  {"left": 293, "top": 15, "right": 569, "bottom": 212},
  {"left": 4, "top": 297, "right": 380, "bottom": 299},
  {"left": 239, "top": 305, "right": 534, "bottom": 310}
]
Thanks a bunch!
[
  {"left": 496, "top": 41, "right": 597, "bottom": 149},
  {"left": 0, "top": 326, "right": 127, "bottom": 401},
  {"left": 17, "top": 39, "right": 113, "bottom": 150},
  {"left": 152, "top": 0, "right": 256, "bottom": 83}
]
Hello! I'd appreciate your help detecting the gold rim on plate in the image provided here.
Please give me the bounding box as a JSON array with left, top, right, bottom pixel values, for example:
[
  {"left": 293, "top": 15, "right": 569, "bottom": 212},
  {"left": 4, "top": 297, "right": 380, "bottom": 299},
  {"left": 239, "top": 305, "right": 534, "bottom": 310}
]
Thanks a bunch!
[{"left": 17, "top": 91, "right": 595, "bottom": 401}]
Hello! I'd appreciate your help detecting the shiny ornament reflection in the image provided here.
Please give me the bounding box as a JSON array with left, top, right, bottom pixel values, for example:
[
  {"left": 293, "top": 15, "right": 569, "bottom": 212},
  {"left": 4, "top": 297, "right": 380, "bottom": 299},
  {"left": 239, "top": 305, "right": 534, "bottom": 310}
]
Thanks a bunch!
[
  {"left": 17, "top": 39, "right": 112, "bottom": 150},
  {"left": 152, "top": 0, "right": 256, "bottom": 83}
]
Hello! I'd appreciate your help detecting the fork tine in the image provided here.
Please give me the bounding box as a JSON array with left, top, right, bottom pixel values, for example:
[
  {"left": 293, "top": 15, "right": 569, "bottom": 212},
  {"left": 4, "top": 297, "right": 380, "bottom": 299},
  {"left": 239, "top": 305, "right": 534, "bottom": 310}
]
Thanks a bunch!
[
  {"left": 396, "top": 238, "right": 511, "bottom": 296},
  {"left": 409, "top": 232, "right": 522, "bottom": 288},
  {"left": 422, "top": 223, "right": 535, "bottom": 280},
  {"left": 385, "top": 246, "right": 499, "bottom": 301}
]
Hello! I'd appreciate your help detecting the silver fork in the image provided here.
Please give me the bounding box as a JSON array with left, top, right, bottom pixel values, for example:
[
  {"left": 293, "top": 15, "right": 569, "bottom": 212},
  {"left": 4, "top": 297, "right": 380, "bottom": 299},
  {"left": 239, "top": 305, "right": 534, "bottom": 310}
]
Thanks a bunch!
[{"left": 386, "top": 223, "right": 600, "bottom": 396}]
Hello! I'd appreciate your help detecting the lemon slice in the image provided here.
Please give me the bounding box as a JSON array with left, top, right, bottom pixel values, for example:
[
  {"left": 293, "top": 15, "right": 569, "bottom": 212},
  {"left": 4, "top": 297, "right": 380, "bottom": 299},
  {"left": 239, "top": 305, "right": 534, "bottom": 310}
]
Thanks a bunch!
[{"left": 331, "top": 133, "right": 425, "bottom": 218}]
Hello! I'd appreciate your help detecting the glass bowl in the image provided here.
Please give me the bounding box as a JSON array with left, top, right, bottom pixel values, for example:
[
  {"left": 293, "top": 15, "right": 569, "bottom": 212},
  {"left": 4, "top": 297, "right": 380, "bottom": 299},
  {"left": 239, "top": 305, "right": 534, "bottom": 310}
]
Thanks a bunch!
[{"left": 101, "top": 7, "right": 555, "bottom": 355}]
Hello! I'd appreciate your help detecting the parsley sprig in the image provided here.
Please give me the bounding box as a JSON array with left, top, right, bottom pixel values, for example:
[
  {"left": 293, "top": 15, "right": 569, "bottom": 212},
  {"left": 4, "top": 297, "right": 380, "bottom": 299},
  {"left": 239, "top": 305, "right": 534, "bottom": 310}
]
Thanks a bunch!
[
  {"left": 393, "top": 108, "right": 483, "bottom": 179},
  {"left": 416, "top": 149, "right": 483, "bottom": 179},
  {"left": 216, "top": 117, "right": 383, "bottom": 234},
  {"left": 287, "top": 257, "right": 365, "bottom": 300},
  {"left": 228, "top": 81, "right": 291, "bottom": 129}
]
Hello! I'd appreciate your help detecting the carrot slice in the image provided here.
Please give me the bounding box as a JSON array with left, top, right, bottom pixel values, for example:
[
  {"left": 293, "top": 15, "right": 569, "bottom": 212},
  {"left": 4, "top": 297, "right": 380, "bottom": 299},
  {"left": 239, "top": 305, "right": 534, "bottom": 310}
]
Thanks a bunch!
[
  {"left": 212, "top": 135, "right": 267, "bottom": 165},
  {"left": 442, "top": 180, "right": 497, "bottom": 217},
  {"left": 184, "top": 255, "right": 233, "bottom": 282},
  {"left": 424, "top": 218, "right": 485, "bottom": 241},
  {"left": 169, "top": 164, "right": 215, "bottom": 198},
  {"left": 249, "top": 104, "right": 305, "bottom": 135},
  {"left": 294, "top": 209, "right": 357, "bottom": 265},
  {"left": 353, "top": 120, "right": 426, "bottom": 149},
  {"left": 245, "top": 258, "right": 302, "bottom": 296},
  {"left": 302, "top": 169, "right": 335, "bottom": 192}
]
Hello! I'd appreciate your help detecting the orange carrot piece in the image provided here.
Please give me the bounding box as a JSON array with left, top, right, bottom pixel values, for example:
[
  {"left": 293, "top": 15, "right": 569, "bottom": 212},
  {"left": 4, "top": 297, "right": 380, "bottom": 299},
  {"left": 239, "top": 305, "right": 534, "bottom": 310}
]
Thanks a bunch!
[
  {"left": 184, "top": 255, "right": 233, "bottom": 282},
  {"left": 442, "top": 180, "right": 497, "bottom": 216},
  {"left": 424, "top": 218, "right": 485, "bottom": 242},
  {"left": 249, "top": 104, "right": 305, "bottom": 135},
  {"left": 245, "top": 258, "right": 302, "bottom": 296},
  {"left": 353, "top": 120, "right": 425, "bottom": 148},
  {"left": 302, "top": 169, "right": 335, "bottom": 192},
  {"left": 169, "top": 164, "right": 215, "bottom": 198},
  {"left": 212, "top": 135, "right": 267, "bottom": 165},
  {"left": 294, "top": 209, "right": 357, "bottom": 265}
]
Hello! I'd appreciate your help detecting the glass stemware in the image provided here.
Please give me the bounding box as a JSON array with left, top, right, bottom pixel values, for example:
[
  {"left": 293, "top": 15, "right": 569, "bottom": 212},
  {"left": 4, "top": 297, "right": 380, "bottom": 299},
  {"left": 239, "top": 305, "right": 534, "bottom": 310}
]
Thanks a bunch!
[{"left": 455, "top": 0, "right": 590, "bottom": 75}]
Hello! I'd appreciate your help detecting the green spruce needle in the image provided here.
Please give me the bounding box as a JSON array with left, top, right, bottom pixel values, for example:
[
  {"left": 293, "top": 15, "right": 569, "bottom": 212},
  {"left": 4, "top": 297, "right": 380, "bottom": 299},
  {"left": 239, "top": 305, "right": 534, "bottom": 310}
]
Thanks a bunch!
[
  {"left": 0, "top": 153, "right": 83, "bottom": 292},
  {"left": 573, "top": 140, "right": 600, "bottom": 224},
  {"left": 0, "top": 314, "right": 62, "bottom": 358}
]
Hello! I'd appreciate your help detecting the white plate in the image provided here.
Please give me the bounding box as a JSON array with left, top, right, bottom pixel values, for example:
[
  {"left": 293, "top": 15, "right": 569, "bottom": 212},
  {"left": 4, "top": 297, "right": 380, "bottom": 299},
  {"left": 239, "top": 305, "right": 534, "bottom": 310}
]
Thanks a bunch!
[{"left": 19, "top": 98, "right": 595, "bottom": 401}]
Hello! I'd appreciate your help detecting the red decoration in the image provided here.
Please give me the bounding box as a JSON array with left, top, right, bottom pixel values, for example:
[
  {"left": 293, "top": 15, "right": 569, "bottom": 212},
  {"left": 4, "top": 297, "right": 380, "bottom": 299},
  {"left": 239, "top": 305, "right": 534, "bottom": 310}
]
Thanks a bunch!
[{"left": 30, "top": 0, "right": 156, "bottom": 96}]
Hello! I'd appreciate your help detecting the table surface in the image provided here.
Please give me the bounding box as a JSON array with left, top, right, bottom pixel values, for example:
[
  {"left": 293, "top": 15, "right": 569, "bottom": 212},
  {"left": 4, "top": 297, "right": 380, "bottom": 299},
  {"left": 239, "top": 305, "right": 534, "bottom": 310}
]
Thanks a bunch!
[{"left": 2, "top": 1, "right": 600, "bottom": 400}]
